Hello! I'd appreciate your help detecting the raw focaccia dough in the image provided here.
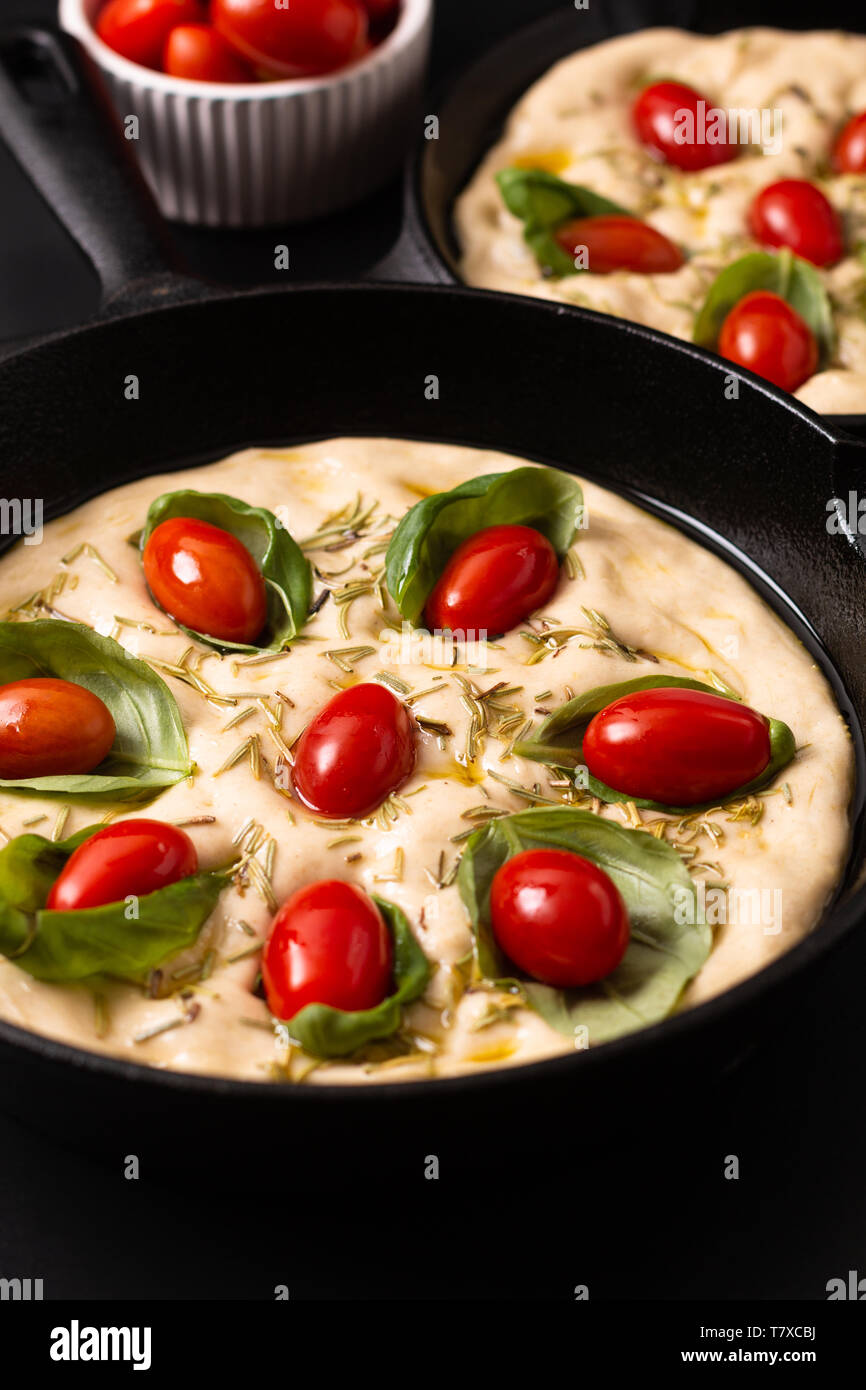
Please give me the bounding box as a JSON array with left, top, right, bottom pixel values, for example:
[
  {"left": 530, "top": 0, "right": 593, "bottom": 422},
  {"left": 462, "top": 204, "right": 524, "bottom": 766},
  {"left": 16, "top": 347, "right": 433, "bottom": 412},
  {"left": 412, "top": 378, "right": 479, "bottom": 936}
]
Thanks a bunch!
[
  {"left": 0, "top": 440, "right": 852, "bottom": 1082},
  {"left": 456, "top": 27, "right": 866, "bottom": 415}
]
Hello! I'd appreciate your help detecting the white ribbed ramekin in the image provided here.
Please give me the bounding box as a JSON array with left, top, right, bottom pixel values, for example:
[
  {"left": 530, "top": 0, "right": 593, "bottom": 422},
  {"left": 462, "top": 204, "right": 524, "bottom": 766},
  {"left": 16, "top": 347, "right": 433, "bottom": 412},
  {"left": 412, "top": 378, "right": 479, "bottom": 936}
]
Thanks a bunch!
[{"left": 59, "top": 0, "right": 432, "bottom": 226}]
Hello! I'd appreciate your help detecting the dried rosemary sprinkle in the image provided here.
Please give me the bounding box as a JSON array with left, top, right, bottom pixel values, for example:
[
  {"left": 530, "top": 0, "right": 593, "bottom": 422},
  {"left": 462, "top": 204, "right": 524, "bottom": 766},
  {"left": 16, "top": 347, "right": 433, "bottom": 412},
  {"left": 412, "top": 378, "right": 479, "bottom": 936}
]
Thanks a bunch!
[
  {"left": 62, "top": 541, "right": 118, "bottom": 583},
  {"left": 325, "top": 645, "right": 376, "bottom": 674},
  {"left": 114, "top": 615, "right": 175, "bottom": 635},
  {"left": 172, "top": 815, "right": 216, "bottom": 828},
  {"left": 51, "top": 805, "right": 70, "bottom": 842},
  {"left": 521, "top": 608, "right": 655, "bottom": 666},
  {"left": 450, "top": 824, "right": 484, "bottom": 843},
  {"left": 231, "top": 651, "right": 292, "bottom": 673},
  {"left": 461, "top": 804, "right": 508, "bottom": 822},
  {"left": 146, "top": 657, "right": 238, "bottom": 707},
  {"left": 226, "top": 941, "right": 264, "bottom": 965},
  {"left": 232, "top": 816, "right": 256, "bottom": 846},
  {"left": 332, "top": 577, "right": 379, "bottom": 639},
  {"left": 405, "top": 682, "right": 447, "bottom": 704},
  {"left": 223, "top": 704, "right": 256, "bottom": 731},
  {"left": 327, "top": 834, "right": 363, "bottom": 849},
  {"left": 373, "top": 847, "right": 405, "bottom": 883},
  {"left": 133, "top": 1014, "right": 196, "bottom": 1044},
  {"left": 170, "top": 959, "right": 205, "bottom": 983},
  {"left": 372, "top": 794, "right": 409, "bottom": 831},
  {"left": 299, "top": 494, "right": 381, "bottom": 550},
  {"left": 723, "top": 795, "right": 764, "bottom": 826},
  {"left": 564, "top": 546, "right": 585, "bottom": 580},
  {"left": 22, "top": 814, "right": 47, "bottom": 827},
  {"left": 487, "top": 769, "right": 563, "bottom": 806},
  {"left": 415, "top": 715, "right": 453, "bottom": 738},
  {"left": 213, "top": 734, "right": 261, "bottom": 779},
  {"left": 374, "top": 671, "right": 412, "bottom": 695},
  {"left": 240, "top": 855, "right": 278, "bottom": 912}
]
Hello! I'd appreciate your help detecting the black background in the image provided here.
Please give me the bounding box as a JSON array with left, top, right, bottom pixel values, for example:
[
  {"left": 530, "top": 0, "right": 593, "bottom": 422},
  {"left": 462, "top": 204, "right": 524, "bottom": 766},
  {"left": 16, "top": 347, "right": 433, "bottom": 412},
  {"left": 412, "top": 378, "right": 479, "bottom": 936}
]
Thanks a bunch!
[{"left": 0, "top": 0, "right": 864, "bottom": 1301}]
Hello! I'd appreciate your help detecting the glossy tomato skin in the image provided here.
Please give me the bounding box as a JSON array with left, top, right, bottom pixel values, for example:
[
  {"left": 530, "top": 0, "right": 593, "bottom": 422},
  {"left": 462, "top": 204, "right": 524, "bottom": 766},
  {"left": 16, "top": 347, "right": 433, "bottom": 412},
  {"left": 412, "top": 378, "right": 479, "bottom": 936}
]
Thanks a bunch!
[
  {"left": 832, "top": 111, "right": 866, "bottom": 175},
  {"left": 45, "top": 820, "right": 198, "bottom": 911},
  {"left": 212, "top": 0, "right": 367, "bottom": 78},
  {"left": 748, "top": 179, "right": 843, "bottom": 267},
  {"left": 96, "top": 0, "right": 205, "bottom": 69},
  {"left": 584, "top": 688, "right": 771, "bottom": 806},
  {"left": 163, "top": 23, "right": 254, "bottom": 80},
  {"left": 718, "top": 290, "right": 818, "bottom": 393},
  {"left": 491, "top": 849, "right": 629, "bottom": 988},
  {"left": 632, "top": 81, "right": 737, "bottom": 171},
  {"left": 262, "top": 879, "right": 392, "bottom": 1018},
  {"left": 424, "top": 525, "right": 559, "bottom": 637},
  {"left": 0, "top": 678, "right": 116, "bottom": 780},
  {"left": 292, "top": 683, "right": 416, "bottom": 819},
  {"left": 555, "top": 215, "right": 683, "bottom": 274},
  {"left": 142, "top": 516, "right": 267, "bottom": 644}
]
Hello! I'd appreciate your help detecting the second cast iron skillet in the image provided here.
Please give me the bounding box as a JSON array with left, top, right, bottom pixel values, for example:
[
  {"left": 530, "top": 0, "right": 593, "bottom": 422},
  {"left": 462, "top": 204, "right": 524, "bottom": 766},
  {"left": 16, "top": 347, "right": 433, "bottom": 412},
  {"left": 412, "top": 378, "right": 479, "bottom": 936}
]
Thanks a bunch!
[
  {"left": 405, "top": 0, "right": 866, "bottom": 441},
  {"left": 0, "top": 26, "right": 864, "bottom": 1173}
]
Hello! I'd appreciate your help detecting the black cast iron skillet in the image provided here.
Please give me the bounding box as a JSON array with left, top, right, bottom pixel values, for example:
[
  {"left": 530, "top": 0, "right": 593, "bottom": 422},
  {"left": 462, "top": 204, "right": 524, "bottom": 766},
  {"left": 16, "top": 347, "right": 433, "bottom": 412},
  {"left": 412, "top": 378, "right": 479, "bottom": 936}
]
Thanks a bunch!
[
  {"left": 0, "top": 26, "right": 865, "bottom": 1174},
  {"left": 405, "top": 0, "right": 866, "bottom": 442}
]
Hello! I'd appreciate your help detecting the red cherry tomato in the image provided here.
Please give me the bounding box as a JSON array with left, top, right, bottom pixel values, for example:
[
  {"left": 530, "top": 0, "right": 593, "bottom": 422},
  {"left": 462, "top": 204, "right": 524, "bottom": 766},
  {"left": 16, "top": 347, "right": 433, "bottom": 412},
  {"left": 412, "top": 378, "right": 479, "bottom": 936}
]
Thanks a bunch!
[
  {"left": 211, "top": 0, "right": 367, "bottom": 78},
  {"left": 163, "top": 23, "right": 254, "bottom": 81},
  {"left": 96, "top": 0, "right": 205, "bottom": 69},
  {"left": 554, "top": 214, "right": 683, "bottom": 274},
  {"left": 632, "top": 81, "right": 737, "bottom": 171},
  {"left": 262, "top": 879, "right": 392, "bottom": 1018},
  {"left": 292, "top": 683, "right": 416, "bottom": 819},
  {"left": 748, "top": 180, "right": 843, "bottom": 267},
  {"left": 718, "top": 290, "right": 818, "bottom": 393},
  {"left": 424, "top": 525, "right": 559, "bottom": 637},
  {"left": 142, "top": 516, "right": 267, "bottom": 644},
  {"left": 491, "top": 848, "right": 629, "bottom": 988},
  {"left": 832, "top": 110, "right": 866, "bottom": 174},
  {"left": 45, "top": 820, "right": 198, "bottom": 911},
  {"left": 0, "top": 678, "right": 115, "bottom": 780},
  {"left": 583, "top": 687, "right": 771, "bottom": 806}
]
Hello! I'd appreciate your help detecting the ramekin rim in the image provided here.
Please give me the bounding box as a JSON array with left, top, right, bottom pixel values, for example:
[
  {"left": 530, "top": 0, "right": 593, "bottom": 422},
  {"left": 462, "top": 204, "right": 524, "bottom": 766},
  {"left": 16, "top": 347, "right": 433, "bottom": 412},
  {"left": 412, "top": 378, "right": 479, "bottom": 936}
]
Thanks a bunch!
[{"left": 58, "top": 0, "right": 431, "bottom": 99}]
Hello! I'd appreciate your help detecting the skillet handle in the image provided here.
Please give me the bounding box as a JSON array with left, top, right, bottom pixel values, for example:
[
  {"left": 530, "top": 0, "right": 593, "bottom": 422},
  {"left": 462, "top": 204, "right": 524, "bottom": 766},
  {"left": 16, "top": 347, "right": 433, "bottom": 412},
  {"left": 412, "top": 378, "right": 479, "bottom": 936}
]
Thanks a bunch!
[{"left": 0, "top": 25, "right": 204, "bottom": 313}]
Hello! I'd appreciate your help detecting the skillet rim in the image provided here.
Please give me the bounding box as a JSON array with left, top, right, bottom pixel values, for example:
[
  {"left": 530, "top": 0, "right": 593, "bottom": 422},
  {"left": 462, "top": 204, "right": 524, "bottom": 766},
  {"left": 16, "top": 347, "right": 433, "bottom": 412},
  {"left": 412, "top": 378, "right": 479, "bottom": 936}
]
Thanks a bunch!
[{"left": 0, "top": 279, "right": 862, "bottom": 1102}]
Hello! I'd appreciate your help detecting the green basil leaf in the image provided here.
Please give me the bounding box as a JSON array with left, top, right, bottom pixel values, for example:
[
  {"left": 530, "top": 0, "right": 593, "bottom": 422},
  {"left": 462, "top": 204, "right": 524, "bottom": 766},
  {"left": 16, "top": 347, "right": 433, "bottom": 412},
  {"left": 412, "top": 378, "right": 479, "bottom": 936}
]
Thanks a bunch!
[
  {"left": 514, "top": 674, "right": 796, "bottom": 813},
  {"left": 0, "top": 620, "right": 192, "bottom": 802},
  {"left": 496, "top": 167, "right": 635, "bottom": 277},
  {"left": 458, "top": 806, "right": 711, "bottom": 1044},
  {"left": 284, "top": 898, "right": 430, "bottom": 1059},
  {"left": 140, "top": 490, "right": 313, "bottom": 653},
  {"left": 385, "top": 467, "right": 584, "bottom": 626},
  {"left": 0, "top": 826, "right": 227, "bottom": 982},
  {"left": 693, "top": 248, "right": 836, "bottom": 366}
]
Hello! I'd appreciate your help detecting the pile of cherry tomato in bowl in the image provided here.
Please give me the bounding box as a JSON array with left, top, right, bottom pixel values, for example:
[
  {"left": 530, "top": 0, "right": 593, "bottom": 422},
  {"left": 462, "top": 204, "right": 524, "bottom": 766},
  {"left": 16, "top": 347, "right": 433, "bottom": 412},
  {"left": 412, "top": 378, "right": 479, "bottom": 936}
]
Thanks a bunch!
[{"left": 94, "top": 0, "right": 401, "bottom": 83}]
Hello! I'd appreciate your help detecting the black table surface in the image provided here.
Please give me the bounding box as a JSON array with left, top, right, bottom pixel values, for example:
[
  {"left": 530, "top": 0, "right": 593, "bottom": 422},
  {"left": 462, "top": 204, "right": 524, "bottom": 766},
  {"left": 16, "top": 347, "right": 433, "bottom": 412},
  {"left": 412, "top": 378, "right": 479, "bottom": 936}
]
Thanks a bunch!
[{"left": 0, "top": 0, "right": 864, "bottom": 1301}]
